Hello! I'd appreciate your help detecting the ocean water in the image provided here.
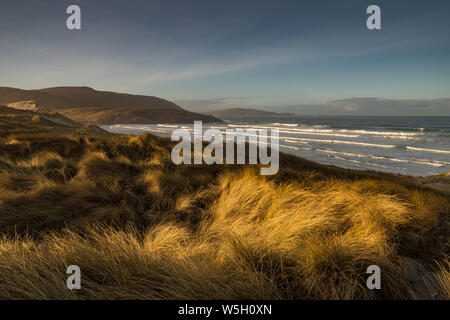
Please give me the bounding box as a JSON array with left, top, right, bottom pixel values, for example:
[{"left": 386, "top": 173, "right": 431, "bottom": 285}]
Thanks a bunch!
[{"left": 102, "top": 116, "right": 450, "bottom": 177}]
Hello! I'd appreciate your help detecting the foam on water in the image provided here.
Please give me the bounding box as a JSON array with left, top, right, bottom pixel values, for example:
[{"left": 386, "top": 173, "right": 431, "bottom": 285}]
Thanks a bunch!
[{"left": 102, "top": 116, "right": 450, "bottom": 176}]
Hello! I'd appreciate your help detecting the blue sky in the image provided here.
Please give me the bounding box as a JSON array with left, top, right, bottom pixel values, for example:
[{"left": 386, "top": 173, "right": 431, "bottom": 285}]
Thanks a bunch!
[{"left": 1, "top": 0, "right": 449, "bottom": 114}]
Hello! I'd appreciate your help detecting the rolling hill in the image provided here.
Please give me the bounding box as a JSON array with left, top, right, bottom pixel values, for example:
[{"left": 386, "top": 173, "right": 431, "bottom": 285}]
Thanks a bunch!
[
  {"left": 0, "top": 105, "right": 106, "bottom": 136},
  {"left": 0, "top": 86, "right": 220, "bottom": 124}
]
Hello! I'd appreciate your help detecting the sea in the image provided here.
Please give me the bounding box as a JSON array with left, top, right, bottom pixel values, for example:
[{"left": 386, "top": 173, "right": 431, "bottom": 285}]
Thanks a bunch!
[{"left": 102, "top": 116, "right": 450, "bottom": 177}]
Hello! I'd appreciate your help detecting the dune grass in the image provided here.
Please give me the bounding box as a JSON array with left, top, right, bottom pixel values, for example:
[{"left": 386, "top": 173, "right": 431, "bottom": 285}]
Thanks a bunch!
[{"left": 0, "top": 117, "right": 448, "bottom": 299}]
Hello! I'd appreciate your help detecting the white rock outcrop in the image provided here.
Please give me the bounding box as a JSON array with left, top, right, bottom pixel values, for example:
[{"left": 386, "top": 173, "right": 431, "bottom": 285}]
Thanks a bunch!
[{"left": 7, "top": 100, "right": 48, "bottom": 112}]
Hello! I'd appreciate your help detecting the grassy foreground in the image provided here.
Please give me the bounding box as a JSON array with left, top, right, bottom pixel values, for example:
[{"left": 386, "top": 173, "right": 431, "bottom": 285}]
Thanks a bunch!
[{"left": 0, "top": 110, "right": 449, "bottom": 299}]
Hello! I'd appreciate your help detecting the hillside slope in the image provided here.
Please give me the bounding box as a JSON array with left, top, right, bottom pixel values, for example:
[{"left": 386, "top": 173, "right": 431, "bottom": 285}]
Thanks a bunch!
[
  {"left": 0, "top": 105, "right": 106, "bottom": 136},
  {"left": 0, "top": 86, "right": 221, "bottom": 124},
  {"left": 59, "top": 106, "right": 220, "bottom": 125},
  {"left": 0, "top": 86, "right": 181, "bottom": 110}
]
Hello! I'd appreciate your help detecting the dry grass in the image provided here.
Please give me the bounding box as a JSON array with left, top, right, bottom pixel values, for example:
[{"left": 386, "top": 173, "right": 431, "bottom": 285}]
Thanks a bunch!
[{"left": 0, "top": 117, "right": 448, "bottom": 300}]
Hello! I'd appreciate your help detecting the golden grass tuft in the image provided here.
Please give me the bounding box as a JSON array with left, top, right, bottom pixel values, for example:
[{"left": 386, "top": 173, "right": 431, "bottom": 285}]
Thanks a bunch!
[{"left": 0, "top": 123, "right": 448, "bottom": 299}]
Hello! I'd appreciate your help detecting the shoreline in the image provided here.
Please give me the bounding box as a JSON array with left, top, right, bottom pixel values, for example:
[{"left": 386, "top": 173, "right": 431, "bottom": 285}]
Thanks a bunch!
[
  {"left": 101, "top": 123, "right": 450, "bottom": 179},
  {"left": 0, "top": 111, "right": 449, "bottom": 299}
]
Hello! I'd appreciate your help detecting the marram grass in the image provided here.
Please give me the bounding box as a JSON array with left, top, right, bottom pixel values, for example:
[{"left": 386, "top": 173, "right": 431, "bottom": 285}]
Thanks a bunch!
[{"left": 0, "top": 122, "right": 448, "bottom": 299}]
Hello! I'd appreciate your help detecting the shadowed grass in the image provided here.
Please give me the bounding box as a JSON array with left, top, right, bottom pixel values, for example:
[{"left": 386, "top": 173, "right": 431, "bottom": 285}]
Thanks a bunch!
[{"left": 0, "top": 113, "right": 448, "bottom": 299}]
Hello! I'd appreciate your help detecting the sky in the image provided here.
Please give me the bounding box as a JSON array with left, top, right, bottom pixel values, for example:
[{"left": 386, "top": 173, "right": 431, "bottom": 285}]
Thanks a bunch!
[{"left": 1, "top": 0, "right": 450, "bottom": 115}]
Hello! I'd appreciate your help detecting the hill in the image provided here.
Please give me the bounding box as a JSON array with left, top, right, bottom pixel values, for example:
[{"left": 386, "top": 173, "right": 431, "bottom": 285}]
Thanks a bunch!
[
  {"left": 0, "top": 105, "right": 106, "bottom": 137},
  {"left": 0, "top": 115, "right": 448, "bottom": 299},
  {"left": 0, "top": 86, "right": 221, "bottom": 124},
  {"left": 209, "top": 108, "right": 294, "bottom": 120},
  {"left": 58, "top": 106, "right": 219, "bottom": 125}
]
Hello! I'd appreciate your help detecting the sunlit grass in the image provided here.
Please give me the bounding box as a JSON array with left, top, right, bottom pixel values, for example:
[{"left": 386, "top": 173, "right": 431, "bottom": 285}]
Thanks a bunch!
[{"left": 0, "top": 114, "right": 448, "bottom": 299}]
